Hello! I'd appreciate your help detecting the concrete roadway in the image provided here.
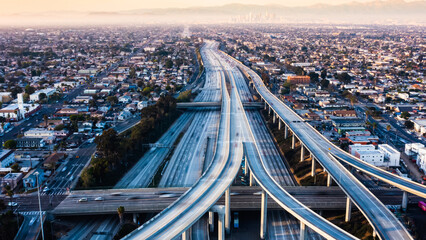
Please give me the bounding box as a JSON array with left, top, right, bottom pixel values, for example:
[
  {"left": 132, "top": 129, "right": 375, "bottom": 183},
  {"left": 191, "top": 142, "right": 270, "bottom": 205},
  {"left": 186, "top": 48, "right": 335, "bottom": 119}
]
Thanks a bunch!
[
  {"left": 244, "top": 142, "right": 356, "bottom": 240},
  {"left": 234, "top": 57, "right": 415, "bottom": 240},
  {"left": 122, "top": 42, "right": 235, "bottom": 239},
  {"left": 228, "top": 51, "right": 321, "bottom": 240}
]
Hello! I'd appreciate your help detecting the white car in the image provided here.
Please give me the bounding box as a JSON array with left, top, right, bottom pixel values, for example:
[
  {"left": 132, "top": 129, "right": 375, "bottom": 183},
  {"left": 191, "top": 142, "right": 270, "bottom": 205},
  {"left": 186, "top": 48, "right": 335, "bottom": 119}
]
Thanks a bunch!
[
  {"left": 94, "top": 197, "right": 104, "bottom": 201},
  {"left": 8, "top": 202, "right": 18, "bottom": 207},
  {"left": 78, "top": 198, "right": 88, "bottom": 202}
]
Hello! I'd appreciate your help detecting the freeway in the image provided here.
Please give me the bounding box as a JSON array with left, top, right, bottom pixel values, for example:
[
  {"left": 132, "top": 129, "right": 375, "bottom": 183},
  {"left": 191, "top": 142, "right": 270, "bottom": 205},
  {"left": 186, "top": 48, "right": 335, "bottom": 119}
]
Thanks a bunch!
[
  {"left": 123, "top": 41, "right": 237, "bottom": 239},
  {"left": 52, "top": 186, "right": 412, "bottom": 216},
  {"left": 228, "top": 54, "right": 318, "bottom": 240},
  {"left": 116, "top": 41, "right": 221, "bottom": 190},
  {"left": 244, "top": 142, "right": 356, "bottom": 240},
  {"left": 231, "top": 55, "right": 416, "bottom": 239},
  {"left": 225, "top": 54, "right": 355, "bottom": 240}
]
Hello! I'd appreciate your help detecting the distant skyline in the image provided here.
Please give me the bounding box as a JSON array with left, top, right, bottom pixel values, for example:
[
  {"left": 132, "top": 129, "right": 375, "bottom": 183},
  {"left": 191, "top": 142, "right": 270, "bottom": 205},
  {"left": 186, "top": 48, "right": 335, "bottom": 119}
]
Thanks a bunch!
[{"left": 1, "top": 0, "right": 423, "bottom": 15}]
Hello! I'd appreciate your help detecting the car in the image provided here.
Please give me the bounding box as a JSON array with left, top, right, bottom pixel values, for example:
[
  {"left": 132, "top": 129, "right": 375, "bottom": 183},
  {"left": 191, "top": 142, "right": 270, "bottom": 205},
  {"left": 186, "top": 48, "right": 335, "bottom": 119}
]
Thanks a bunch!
[
  {"left": 78, "top": 198, "right": 88, "bottom": 202},
  {"left": 94, "top": 197, "right": 104, "bottom": 201},
  {"left": 159, "top": 193, "right": 178, "bottom": 198},
  {"left": 110, "top": 192, "right": 122, "bottom": 196},
  {"left": 7, "top": 202, "right": 18, "bottom": 207},
  {"left": 62, "top": 167, "right": 67, "bottom": 172},
  {"left": 43, "top": 187, "right": 50, "bottom": 192}
]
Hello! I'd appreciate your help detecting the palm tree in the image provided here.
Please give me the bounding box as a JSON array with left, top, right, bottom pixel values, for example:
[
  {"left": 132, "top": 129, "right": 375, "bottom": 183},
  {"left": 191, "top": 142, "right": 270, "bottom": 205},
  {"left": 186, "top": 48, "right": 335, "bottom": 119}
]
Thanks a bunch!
[
  {"left": 117, "top": 206, "right": 125, "bottom": 224},
  {"left": 43, "top": 114, "right": 48, "bottom": 127},
  {"left": 372, "top": 122, "right": 377, "bottom": 135}
]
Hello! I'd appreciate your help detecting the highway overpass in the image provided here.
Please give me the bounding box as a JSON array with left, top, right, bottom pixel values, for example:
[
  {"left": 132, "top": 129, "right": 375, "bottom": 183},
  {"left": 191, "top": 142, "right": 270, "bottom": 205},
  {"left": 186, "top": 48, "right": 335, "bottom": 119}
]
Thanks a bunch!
[{"left": 229, "top": 53, "right": 420, "bottom": 240}]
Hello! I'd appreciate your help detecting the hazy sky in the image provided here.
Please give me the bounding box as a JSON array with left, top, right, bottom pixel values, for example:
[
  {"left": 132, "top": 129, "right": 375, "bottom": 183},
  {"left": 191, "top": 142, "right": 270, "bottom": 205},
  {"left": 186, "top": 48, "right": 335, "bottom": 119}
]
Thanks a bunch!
[{"left": 1, "top": 0, "right": 421, "bottom": 15}]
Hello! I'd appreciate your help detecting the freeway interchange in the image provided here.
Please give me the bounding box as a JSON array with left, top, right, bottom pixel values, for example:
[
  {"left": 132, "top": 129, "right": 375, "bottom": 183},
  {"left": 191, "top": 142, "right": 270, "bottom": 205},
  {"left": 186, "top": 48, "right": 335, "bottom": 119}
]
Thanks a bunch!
[{"left": 25, "top": 41, "right": 426, "bottom": 240}]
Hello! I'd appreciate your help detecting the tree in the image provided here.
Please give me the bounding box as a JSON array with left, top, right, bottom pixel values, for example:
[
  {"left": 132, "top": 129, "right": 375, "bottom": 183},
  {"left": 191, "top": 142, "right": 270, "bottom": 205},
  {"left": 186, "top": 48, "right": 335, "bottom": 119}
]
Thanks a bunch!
[
  {"left": 320, "top": 69, "right": 327, "bottom": 79},
  {"left": 320, "top": 79, "right": 329, "bottom": 88},
  {"left": 165, "top": 59, "right": 173, "bottom": 69},
  {"left": 129, "top": 67, "right": 136, "bottom": 79},
  {"left": 10, "top": 163, "right": 21, "bottom": 173},
  {"left": 0, "top": 199, "right": 5, "bottom": 211},
  {"left": 405, "top": 120, "right": 414, "bottom": 129},
  {"left": 43, "top": 114, "right": 48, "bottom": 127},
  {"left": 38, "top": 93, "right": 47, "bottom": 101},
  {"left": 4, "top": 185, "right": 14, "bottom": 211},
  {"left": 400, "top": 111, "right": 411, "bottom": 120},
  {"left": 386, "top": 125, "right": 391, "bottom": 132},
  {"left": 24, "top": 85, "right": 35, "bottom": 94},
  {"left": 336, "top": 72, "right": 352, "bottom": 84},
  {"left": 3, "top": 140, "right": 16, "bottom": 149},
  {"left": 308, "top": 72, "right": 319, "bottom": 83},
  {"left": 54, "top": 124, "right": 65, "bottom": 131},
  {"left": 107, "top": 96, "right": 118, "bottom": 106},
  {"left": 117, "top": 206, "right": 125, "bottom": 224},
  {"left": 261, "top": 71, "right": 270, "bottom": 85},
  {"left": 372, "top": 122, "right": 377, "bottom": 134}
]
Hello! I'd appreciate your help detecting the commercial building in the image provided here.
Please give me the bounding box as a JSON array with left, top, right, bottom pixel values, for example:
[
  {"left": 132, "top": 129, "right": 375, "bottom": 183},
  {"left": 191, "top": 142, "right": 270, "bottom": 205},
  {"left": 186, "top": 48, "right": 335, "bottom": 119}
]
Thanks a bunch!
[
  {"left": 349, "top": 144, "right": 375, "bottom": 155},
  {"left": 287, "top": 76, "right": 310, "bottom": 85},
  {"left": 413, "top": 119, "right": 426, "bottom": 135},
  {"left": 404, "top": 143, "right": 426, "bottom": 173},
  {"left": 29, "top": 88, "right": 56, "bottom": 102},
  {"left": 378, "top": 144, "right": 400, "bottom": 167},
  {"left": 0, "top": 149, "right": 15, "bottom": 168},
  {"left": 24, "top": 128, "right": 54, "bottom": 139},
  {"left": 354, "top": 150, "right": 385, "bottom": 166}
]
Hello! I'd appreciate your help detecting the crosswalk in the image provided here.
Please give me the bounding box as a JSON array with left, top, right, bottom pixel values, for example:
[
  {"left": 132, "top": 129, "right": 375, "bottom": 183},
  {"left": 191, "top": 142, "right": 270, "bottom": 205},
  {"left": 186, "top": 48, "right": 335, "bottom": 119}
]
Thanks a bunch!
[
  {"left": 17, "top": 211, "right": 46, "bottom": 216},
  {"left": 41, "top": 189, "right": 69, "bottom": 196}
]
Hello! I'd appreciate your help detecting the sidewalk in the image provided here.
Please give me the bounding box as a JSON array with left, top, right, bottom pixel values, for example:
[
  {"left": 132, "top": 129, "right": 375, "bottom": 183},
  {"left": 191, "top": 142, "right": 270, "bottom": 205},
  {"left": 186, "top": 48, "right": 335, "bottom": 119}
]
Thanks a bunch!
[{"left": 400, "top": 152, "right": 423, "bottom": 183}]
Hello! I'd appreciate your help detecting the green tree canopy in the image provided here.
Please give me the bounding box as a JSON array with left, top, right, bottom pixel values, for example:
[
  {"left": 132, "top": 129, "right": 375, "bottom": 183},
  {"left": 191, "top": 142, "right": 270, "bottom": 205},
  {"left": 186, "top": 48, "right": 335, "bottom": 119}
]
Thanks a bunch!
[{"left": 3, "top": 140, "right": 16, "bottom": 149}]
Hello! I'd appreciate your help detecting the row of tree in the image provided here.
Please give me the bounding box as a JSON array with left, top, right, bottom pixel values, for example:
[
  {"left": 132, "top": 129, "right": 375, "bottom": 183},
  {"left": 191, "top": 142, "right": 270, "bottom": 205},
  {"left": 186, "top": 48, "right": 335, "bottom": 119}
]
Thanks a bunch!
[{"left": 79, "top": 95, "right": 180, "bottom": 188}]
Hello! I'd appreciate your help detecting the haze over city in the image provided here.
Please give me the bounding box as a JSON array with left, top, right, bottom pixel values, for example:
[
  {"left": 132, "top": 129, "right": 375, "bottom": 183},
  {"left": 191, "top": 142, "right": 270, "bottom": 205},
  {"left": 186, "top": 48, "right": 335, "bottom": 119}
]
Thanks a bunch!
[{"left": 1, "top": 0, "right": 425, "bottom": 26}]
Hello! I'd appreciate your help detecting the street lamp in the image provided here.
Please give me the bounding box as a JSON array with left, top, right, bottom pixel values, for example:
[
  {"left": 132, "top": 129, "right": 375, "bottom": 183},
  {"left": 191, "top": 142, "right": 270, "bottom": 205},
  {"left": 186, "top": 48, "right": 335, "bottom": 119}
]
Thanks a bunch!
[{"left": 34, "top": 172, "right": 45, "bottom": 240}]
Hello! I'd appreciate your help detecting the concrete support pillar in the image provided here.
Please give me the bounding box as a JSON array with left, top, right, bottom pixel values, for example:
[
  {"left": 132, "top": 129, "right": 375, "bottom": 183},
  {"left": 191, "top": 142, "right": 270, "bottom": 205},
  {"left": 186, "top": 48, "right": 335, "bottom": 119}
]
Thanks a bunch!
[
  {"left": 218, "top": 210, "right": 225, "bottom": 240},
  {"left": 327, "top": 172, "right": 332, "bottom": 187},
  {"left": 225, "top": 188, "right": 231, "bottom": 234},
  {"left": 300, "top": 222, "right": 307, "bottom": 240},
  {"left": 264, "top": 101, "right": 267, "bottom": 110},
  {"left": 300, "top": 144, "right": 305, "bottom": 162},
  {"left": 345, "top": 197, "right": 352, "bottom": 222},
  {"left": 250, "top": 172, "right": 254, "bottom": 186},
  {"left": 373, "top": 230, "right": 377, "bottom": 238},
  {"left": 273, "top": 113, "right": 276, "bottom": 124},
  {"left": 284, "top": 125, "right": 288, "bottom": 139},
  {"left": 182, "top": 229, "right": 190, "bottom": 240},
  {"left": 260, "top": 191, "right": 267, "bottom": 239},
  {"left": 133, "top": 213, "right": 138, "bottom": 224},
  {"left": 278, "top": 120, "right": 282, "bottom": 130},
  {"left": 268, "top": 106, "right": 271, "bottom": 115},
  {"left": 244, "top": 157, "right": 248, "bottom": 176},
  {"left": 209, "top": 211, "right": 214, "bottom": 232},
  {"left": 310, "top": 153, "right": 312, "bottom": 160},
  {"left": 292, "top": 134, "right": 295, "bottom": 149},
  {"left": 402, "top": 191, "right": 408, "bottom": 211},
  {"left": 311, "top": 157, "right": 316, "bottom": 177}
]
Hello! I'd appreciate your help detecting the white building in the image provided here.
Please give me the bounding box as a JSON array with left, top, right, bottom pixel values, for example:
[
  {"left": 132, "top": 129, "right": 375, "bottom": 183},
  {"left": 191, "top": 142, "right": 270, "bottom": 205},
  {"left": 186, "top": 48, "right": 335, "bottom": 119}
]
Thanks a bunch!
[
  {"left": 405, "top": 143, "right": 425, "bottom": 157},
  {"left": 378, "top": 144, "right": 400, "bottom": 167},
  {"left": 404, "top": 143, "right": 426, "bottom": 173},
  {"left": 24, "top": 128, "right": 54, "bottom": 139},
  {"left": 354, "top": 150, "right": 385, "bottom": 166},
  {"left": 349, "top": 144, "right": 375, "bottom": 155},
  {"left": 413, "top": 119, "right": 426, "bottom": 135},
  {"left": 0, "top": 149, "right": 15, "bottom": 168},
  {"left": 30, "top": 88, "right": 56, "bottom": 102},
  {"left": 118, "top": 110, "right": 132, "bottom": 121}
]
